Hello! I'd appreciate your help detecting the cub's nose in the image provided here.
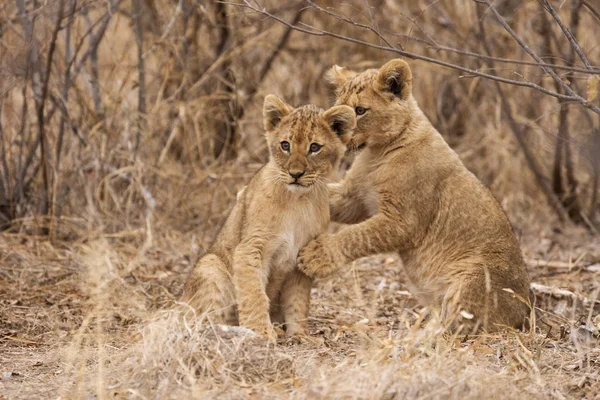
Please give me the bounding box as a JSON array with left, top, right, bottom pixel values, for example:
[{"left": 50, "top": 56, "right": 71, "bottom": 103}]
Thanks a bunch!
[{"left": 289, "top": 170, "right": 305, "bottom": 181}]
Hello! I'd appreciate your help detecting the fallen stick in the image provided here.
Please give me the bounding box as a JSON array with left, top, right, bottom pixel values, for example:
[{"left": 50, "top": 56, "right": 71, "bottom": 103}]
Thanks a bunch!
[
  {"left": 530, "top": 282, "right": 600, "bottom": 306},
  {"left": 526, "top": 258, "right": 600, "bottom": 272}
]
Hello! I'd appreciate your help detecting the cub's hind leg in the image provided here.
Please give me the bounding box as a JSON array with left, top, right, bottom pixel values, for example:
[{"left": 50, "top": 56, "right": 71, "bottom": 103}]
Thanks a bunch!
[
  {"left": 180, "top": 254, "right": 237, "bottom": 325},
  {"left": 441, "top": 269, "right": 531, "bottom": 333},
  {"left": 280, "top": 269, "right": 313, "bottom": 337}
]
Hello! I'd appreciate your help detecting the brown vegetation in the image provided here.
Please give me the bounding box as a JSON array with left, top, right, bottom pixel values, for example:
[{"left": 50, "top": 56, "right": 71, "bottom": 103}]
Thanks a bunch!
[{"left": 0, "top": 0, "right": 599, "bottom": 398}]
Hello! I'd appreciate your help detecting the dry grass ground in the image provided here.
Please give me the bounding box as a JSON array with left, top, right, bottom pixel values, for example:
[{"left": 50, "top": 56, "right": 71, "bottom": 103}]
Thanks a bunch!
[
  {"left": 1, "top": 222, "right": 599, "bottom": 399},
  {"left": 1, "top": 0, "right": 599, "bottom": 398}
]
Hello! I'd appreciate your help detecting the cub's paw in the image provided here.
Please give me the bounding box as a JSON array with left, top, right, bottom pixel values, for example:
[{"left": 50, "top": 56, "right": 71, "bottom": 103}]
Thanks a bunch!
[
  {"left": 251, "top": 324, "right": 278, "bottom": 344},
  {"left": 297, "top": 235, "right": 338, "bottom": 279}
]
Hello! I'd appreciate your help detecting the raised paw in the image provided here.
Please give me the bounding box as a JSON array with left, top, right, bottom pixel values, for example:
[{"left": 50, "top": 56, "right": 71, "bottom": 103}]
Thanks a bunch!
[{"left": 297, "top": 235, "right": 338, "bottom": 279}]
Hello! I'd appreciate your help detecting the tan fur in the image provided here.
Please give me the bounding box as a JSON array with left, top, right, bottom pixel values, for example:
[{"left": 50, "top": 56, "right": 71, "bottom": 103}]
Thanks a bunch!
[
  {"left": 181, "top": 95, "right": 355, "bottom": 341},
  {"left": 298, "top": 59, "right": 532, "bottom": 332}
]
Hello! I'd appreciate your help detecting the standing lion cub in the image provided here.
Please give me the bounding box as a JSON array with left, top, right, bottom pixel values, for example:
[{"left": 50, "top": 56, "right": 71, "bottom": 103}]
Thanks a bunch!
[
  {"left": 181, "top": 95, "right": 356, "bottom": 340},
  {"left": 298, "top": 59, "right": 532, "bottom": 332}
]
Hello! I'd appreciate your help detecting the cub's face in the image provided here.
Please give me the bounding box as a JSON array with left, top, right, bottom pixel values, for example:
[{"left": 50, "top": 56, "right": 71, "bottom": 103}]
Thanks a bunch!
[
  {"left": 263, "top": 95, "right": 356, "bottom": 192},
  {"left": 327, "top": 59, "right": 414, "bottom": 149}
]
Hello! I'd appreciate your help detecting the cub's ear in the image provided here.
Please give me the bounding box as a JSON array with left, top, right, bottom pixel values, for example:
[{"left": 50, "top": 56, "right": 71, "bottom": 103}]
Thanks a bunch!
[
  {"left": 325, "top": 65, "right": 357, "bottom": 91},
  {"left": 377, "top": 59, "right": 412, "bottom": 100},
  {"left": 263, "top": 94, "right": 293, "bottom": 132},
  {"left": 323, "top": 105, "right": 356, "bottom": 143}
]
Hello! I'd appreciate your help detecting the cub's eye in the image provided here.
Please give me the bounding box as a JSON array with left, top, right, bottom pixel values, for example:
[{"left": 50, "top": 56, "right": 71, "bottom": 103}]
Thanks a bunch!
[
  {"left": 355, "top": 106, "right": 367, "bottom": 116},
  {"left": 280, "top": 141, "right": 290, "bottom": 152},
  {"left": 309, "top": 143, "right": 322, "bottom": 154}
]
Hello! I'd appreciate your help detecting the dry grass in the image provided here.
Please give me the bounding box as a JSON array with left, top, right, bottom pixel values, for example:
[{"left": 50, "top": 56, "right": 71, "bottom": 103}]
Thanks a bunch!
[
  {"left": 0, "top": 230, "right": 599, "bottom": 399},
  {"left": 1, "top": 0, "right": 599, "bottom": 398}
]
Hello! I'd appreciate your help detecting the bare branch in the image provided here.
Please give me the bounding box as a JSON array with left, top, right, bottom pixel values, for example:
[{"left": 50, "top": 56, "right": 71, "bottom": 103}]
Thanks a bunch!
[
  {"left": 481, "top": 0, "right": 600, "bottom": 116},
  {"left": 56, "top": 0, "right": 77, "bottom": 172},
  {"left": 15, "top": 74, "right": 29, "bottom": 203},
  {"left": 540, "top": 2, "right": 584, "bottom": 224},
  {"left": 36, "top": 0, "right": 66, "bottom": 217},
  {"left": 142, "top": 0, "right": 183, "bottom": 59},
  {"left": 69, "top": 0, "right": 122, "bottom": 86},
  {"left": 230, "top": 6, "right": 305, "bottom": 145},
  {"left": 581, "top": 0, "right": 600, "bottom": 23},
  {"left": 15, "top": 0, "right": 63, "bottom": 217},
  {"left": 384, "top": 31, "right": 600, "bottom": 74},
  {"left": 476, "top": 4, "right": 569, "bottom": 222},
  {"left": 133, "top": 0, "right": 147, "bottom": 158},
  {"left": 82, "top": 5, "right": 105, "bottom": 122},
  {"left": 541, "top": 0, "right": 594, "bottom": 72},
  {"left": 0, "top": 103, "right": 10, "bottom": 197},
  {"left": 230, "top": 1, "right": 584, "bottom": 104},
  {"left": 256, "top": 8, "right": 304, "bottom": 91}
]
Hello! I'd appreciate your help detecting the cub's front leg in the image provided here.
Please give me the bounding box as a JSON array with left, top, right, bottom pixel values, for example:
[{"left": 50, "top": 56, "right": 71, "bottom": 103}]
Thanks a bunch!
[
  {"left": 299, "top": 211, "right": 414, "bottom": 279},
  {"left": 232, "top": 237, "right": 277, "bottom": 342}
]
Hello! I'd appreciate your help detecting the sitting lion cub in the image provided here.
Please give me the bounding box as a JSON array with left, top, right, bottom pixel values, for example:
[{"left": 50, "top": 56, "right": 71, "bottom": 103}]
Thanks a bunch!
[
  {"left": 298, "top": 59, "right": 532, "bottom": 332},
  {"left": 181, "top": 95, "right": 356, "bottom": 340}
]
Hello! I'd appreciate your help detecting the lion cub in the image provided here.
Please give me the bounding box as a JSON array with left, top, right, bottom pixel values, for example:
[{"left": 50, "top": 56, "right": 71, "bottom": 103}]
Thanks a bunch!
[
  {"left": 181, "top": 95, "right": 356, "bottom": 340},
  {"left": 298, "top": 59, "right": 532, "bottom": 332}
]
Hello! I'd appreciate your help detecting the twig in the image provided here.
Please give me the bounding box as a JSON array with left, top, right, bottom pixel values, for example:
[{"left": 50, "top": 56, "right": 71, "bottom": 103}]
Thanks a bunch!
[
  {"left": 37, "top": 0, "right": 65, "bottom": 218},
  {"left": 0, "top": 104, "right": 10, "bottom": 197},
  {"left": 383, "top": 30, "right": 600, "bottom": 74},
  {"left": 14, "top": 73, "right": 29, "bottom": 204},
  {"left": 69, "top": 0, "right": 122, "bottom": 92},
  {"left": 56, "top": 0, "right": 77, "bottom": 172},
  {"left": 142, "top": 0, "right": 183, "bottom": 59},
  {"left": 133, "top": 0, "right": 147, "bottom": 158},
  {"left": 242, "top": 7, "right": 304, "bottom": 107},
  {"left": 257, "top": 8, "right": 304, "bottom": 86},
  {"left": 526, "top": 257, "right": 588, "bottom": 269},
  {"left": 582, "top": 0, "right": 600, "bottom": 22},
  {"left": 541, "top": 0, "right": 593, "bottom": 72},
  {"left": 530, "top": 282, "right": 600, "bottom": 306},
  {"left": 212, "top": 2, "right": 242, "bottom": 160},
  {"left": 15, "top": 0, "right": 39, "bottom": 204},
  {"left": 49, "top": 93, "right": 88, "bottom": 147},
  {"left": 82, "top": 5, "right": 105, "bottom": 122}
]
